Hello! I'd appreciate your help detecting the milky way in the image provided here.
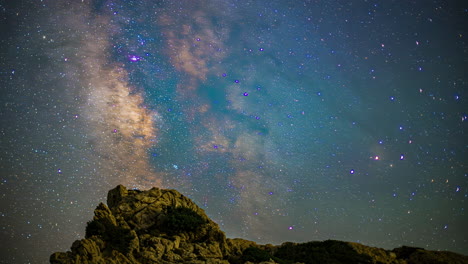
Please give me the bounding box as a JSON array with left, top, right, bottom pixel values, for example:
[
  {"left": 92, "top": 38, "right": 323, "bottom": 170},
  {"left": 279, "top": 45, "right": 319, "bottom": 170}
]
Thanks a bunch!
[{"left": 1, "top": 1, "right": 467, "bottom": 263}]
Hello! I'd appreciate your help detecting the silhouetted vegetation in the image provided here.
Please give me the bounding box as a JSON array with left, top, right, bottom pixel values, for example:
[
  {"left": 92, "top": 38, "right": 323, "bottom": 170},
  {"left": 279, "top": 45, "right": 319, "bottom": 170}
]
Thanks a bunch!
[
  {"left": 235, "top": 247, "right": 290, "bottom": 264},
  {"left": 85, "top": 219, "right": 106, "bottom": 238},
  {"left": 393, "top": 246, "right": 468, "bottom": 264},
  {"left": 275, "top": 240, "right": 373, "bottom": 264},
  {"left": 392, "top": 246, "right": 425, "bottom": 259},
  {"left": 241, "top": 247, "right": 272, "bottom": 263},
  {"left": 85, "top": 219, "right": 134, "bottom": 254},
  {"left": 163, "top": 206, "right": 206, "bottom": 234}
]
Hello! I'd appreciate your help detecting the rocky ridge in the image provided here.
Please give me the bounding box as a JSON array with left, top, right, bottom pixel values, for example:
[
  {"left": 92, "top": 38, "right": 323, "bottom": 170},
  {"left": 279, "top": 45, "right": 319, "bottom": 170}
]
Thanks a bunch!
[{"left": 50, "top": 185, "right": 468, "bottom": 264}]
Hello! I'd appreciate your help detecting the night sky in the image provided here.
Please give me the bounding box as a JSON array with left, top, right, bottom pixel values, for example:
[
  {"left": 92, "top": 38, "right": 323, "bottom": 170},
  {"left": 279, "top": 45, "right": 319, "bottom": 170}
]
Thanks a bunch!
[{"left": 1, "top": 0, "right": 467, "bottom": 263}]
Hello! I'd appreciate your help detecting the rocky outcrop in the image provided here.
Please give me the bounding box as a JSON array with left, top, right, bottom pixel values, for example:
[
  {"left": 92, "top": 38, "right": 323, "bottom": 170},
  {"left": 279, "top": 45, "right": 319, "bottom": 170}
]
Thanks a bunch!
[{"left": 51, "top": 185, "right": 468, "bottom": 264}]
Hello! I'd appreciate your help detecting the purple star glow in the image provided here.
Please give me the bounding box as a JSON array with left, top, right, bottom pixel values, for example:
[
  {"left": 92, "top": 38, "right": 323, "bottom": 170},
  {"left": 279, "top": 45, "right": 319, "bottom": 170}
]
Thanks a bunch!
[{"left": 128, "top": 55, "right": 141, "bottom": 62}]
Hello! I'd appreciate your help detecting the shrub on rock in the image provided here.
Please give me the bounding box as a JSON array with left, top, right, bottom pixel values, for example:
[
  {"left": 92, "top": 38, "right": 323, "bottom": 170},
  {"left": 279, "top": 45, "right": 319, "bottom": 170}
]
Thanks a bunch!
[
  {"left": 163, "top": 206, "right": 206, "bottom": 234},
  {"left": 85, "top": 219, "right": 134, "bottom": 254}
]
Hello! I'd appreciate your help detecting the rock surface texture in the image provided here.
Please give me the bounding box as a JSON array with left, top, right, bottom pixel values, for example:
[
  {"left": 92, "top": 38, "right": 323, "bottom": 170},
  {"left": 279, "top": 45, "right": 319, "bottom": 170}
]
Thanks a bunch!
[{"left": 51, "top": 185, "right": 468, "bottom": 264}]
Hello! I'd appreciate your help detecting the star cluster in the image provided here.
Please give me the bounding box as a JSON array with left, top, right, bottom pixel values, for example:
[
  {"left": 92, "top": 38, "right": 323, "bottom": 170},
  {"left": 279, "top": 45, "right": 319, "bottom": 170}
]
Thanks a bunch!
[{"left": 0, "top": 1, "right": 467, "bottom": 263}]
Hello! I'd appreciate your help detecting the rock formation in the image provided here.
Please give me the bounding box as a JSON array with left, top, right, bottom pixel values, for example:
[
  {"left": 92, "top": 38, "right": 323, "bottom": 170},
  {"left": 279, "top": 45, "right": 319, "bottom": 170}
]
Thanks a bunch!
[{"left": 50, "top": 185, "right": 468, "bottom": 264}]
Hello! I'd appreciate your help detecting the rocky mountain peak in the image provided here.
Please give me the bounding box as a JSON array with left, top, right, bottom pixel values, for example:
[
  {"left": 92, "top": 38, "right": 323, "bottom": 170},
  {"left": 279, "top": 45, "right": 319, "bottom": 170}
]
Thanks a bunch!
[{"left": 50, "top": 185, "right": 468, "bottom": 264}]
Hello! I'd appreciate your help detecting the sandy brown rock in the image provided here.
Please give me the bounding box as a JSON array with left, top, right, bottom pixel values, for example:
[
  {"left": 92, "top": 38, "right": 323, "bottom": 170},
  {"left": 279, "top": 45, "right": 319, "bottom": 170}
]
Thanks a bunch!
[{"left": 51, "top": 185, "right": 468, "bottom": 264}]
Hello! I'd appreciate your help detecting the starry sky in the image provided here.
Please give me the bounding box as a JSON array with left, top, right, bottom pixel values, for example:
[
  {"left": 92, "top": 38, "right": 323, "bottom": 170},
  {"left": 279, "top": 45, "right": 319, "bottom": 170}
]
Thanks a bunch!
[{"left": 1, "top": 0, "right": 467, "bottom": 263}]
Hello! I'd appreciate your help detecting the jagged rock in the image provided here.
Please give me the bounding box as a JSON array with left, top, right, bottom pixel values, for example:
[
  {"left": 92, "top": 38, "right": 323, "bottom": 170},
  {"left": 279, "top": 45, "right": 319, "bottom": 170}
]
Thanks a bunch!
[{"left": 51, "top": 185, "right": 468, "bottom": 264}]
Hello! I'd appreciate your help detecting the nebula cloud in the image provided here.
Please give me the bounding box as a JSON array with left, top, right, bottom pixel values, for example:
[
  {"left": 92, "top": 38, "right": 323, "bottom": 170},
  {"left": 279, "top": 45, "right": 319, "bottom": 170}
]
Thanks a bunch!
[{"left": 56, "top": 2, "right": 163, "bottom": 188}]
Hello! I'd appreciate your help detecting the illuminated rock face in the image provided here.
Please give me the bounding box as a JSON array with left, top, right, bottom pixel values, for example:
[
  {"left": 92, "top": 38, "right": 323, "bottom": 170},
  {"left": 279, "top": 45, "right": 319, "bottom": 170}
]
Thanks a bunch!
[{"left": 50, "top": 185, "right": 468, "bottom": 264}]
